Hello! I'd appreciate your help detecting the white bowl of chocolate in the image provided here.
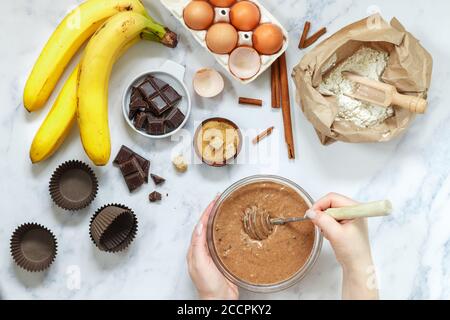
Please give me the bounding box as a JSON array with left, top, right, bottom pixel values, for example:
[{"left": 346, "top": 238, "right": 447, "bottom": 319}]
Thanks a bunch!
[
  {"left": 122, "top": 61, "right": 191, "bottom": 139},
  {"left": 193, "top": 117, "right": 242, "bottom": 167},
  {"left": 207, "top": 175, "right": 323, "bottom": 293}
]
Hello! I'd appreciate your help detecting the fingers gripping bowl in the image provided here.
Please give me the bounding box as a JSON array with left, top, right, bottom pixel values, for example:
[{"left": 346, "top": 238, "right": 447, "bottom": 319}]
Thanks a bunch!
[{"left": 207, "top": 175, "right": 323, "bottom": 293}]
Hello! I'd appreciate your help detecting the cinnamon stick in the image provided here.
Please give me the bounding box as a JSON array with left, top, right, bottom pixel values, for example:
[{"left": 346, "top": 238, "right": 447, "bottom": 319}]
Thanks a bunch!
[
  {"left": 271, "top": 61, "right": 281, "bottom": 108},
  {"left": 253, "top": 126, "right": 275, "bottom": 144},
  {"left": 278, "top": 53, "right": 295, "bottom": 159},
  {"left": 303, "top": 27, "right": 327, "bottom": 48},
  {"left": 239, "top": 97, "right": 263, "bottom": 107},
  {"left": 298, "top": 21, "right": 311, "bottom": 49}
]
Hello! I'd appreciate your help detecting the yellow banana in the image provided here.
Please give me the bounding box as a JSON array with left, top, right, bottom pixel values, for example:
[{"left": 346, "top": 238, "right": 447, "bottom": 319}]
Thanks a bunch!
[
  {"left": 23, "top": 0, "right": 147, "bottom": 112},
  {"left": 77, "top": 11, "right": 177, "bottom": 166},
  {"left": 30, "top": 39, "right": 139, "bottom": 164},
  {"left": 30, "top": 66, "right": 78, "bottom": 163}
]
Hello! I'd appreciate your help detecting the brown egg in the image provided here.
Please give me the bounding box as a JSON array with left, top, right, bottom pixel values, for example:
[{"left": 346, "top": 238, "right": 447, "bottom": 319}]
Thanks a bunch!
[
  {"left": 209, "top": 0, "right": 236, "bottom": 7},
  {"left": 183, "top": 1, "right": 215, "bottom": 30},
  {"left": 253, "top": 23, "right": 284, "bottom": 55},
  {"left": 206, "top": 23, "right": 238, "bottom": 54},
  {"left": 230, "top": 1, "right": 261, "bottom": 31}
]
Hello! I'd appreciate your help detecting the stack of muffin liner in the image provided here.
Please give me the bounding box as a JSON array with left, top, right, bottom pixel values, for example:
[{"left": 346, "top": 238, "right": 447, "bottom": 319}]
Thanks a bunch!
[
  {"left": 89, "top": 204, "right": 138, "bottom": 253},
  {"left": 49, "top": 160, "right": 98, "bottom": 211},
  {"left": 10, "top": 223, "right": 58, "bottom": 272}
]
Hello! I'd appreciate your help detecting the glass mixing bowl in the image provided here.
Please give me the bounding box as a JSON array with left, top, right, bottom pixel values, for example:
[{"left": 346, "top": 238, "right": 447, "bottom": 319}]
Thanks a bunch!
[{"left": 207, "top": 175, "right": 323, "bottom": 293}]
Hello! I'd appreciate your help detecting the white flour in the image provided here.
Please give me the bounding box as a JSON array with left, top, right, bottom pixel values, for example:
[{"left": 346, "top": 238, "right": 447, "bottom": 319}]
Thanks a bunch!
[{"left": 318, "top": 47, "right": 393, "bottom": 128}]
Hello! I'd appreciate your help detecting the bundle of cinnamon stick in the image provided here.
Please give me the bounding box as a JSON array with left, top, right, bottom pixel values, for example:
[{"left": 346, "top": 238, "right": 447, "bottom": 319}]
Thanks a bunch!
[{"left": 271, "top": 53, "right": 295, "bottom": 159}]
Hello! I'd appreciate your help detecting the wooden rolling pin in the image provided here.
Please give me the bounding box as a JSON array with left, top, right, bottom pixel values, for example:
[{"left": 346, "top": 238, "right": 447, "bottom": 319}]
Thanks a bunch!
[{"left": 342, "top": 71, "right": 428, "bottom": 114}]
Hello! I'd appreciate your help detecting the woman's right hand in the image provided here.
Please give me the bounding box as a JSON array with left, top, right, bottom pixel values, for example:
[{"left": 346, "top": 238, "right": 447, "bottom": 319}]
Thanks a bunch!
[{"left": 306, "top": 193, "right": 379, "bottom": 300}]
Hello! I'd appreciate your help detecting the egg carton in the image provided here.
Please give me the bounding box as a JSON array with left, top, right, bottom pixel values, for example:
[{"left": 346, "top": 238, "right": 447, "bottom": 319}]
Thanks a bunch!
[{"left": 160, "top": 0, "right": 289, "bottom": 84}]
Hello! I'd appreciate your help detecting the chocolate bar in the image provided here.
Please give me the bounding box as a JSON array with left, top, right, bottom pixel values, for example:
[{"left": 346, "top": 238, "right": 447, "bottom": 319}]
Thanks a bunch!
[{"left": 113, "top": 145, "right": 150, "bottom": 184}]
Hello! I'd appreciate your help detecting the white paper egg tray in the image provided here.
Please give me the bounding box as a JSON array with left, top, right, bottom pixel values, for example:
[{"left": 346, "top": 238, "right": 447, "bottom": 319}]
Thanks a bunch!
[{"left": 160, "top": 0, "right": 289, "bottom": 84}]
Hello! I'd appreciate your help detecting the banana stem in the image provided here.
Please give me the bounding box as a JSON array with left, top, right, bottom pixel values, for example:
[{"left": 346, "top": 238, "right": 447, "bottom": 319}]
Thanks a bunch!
[{"left": 142, "top": 20, "right": 178, "bottom": 48}]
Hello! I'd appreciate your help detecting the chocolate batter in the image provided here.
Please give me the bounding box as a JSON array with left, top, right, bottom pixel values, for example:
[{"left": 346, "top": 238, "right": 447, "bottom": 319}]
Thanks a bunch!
[{"left": 213, "top": 181, "right": 316, "bottom": 285}]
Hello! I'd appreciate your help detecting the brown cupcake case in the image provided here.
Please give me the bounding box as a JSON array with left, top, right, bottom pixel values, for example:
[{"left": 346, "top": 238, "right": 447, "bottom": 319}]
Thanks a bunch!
[
  {"left": 49, "top": 160, "right": 98, "bottom": 211},
  {"left": 89, "top": 204, "right": 138, "bottom": 253},
  {"left": 10, "top": 223, "right": 57, "bottom": 272}
]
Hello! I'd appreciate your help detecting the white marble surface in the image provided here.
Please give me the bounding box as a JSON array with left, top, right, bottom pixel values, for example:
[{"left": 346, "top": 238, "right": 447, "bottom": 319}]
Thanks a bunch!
[{"left": 1, "top": 0, "right": 449, "bottom": 300}]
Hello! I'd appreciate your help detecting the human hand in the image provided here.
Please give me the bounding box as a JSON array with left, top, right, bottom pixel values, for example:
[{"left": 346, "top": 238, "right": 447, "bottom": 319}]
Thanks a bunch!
[
  {"left": 306, "top": 193, "right": 373, "bottom": 271},
  {"left": 306, "top": 193, "right": 378, "bottom": 300},
  {"left": 187, "top": 198, "right": 239, "bottom": 300}
]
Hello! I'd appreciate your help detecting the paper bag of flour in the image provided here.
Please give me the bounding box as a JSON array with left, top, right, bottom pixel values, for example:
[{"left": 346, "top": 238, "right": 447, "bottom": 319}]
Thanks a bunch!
[{"left": 292, "top": 14, "right": 433, "bottom": 144}]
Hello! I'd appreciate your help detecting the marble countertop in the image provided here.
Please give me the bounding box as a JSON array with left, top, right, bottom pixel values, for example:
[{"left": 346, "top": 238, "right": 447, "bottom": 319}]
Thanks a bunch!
[{"left": 1, "top": 0, "right": 449, "bottom": 300}]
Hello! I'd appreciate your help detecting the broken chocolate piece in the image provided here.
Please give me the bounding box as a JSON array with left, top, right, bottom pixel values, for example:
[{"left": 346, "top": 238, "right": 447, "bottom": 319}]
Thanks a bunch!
[
  {"left": 129, "top": 98, "right": 147, "bottom": 120},
  {"left": 148, "top": 95, "right": 172, "bottom": 116},
  {"left": 138, "top": 81, "right": 158, "bottom": 101},
  {"left": 165, "top": 108, "right": 185, "bottom": 129},
  {"left": 147, "top": 119, "right": 165, "bottom": 135},
  {"left": 149, "top": 76, "right": 169, "bottom": 90},
  {"left": 132, "top": 153, "right": 150, "bottom": 183},
  {"left": 130, "top": 97, "right": 147, "bottom": 110},
  {"left": 113, "top": 146, "right": 150, "bottom": 183},
  {"left": 150, "top": 174, "right": 165, "bottom": 185},
  {"left": 161, "top": 86, "right": 182, "bottom": 106},
  {"left": 126, "top": 172, "right": 146, "bottom": 192},
  {"left": 119, "top": 158, "right": 146, "bottom": 192},
  {"left": 113, "top": 146, "right": 135, "bottom": 166},
  {"left": 134, "top": 112, "right": 148, "bottom": 130},
  {"left": 131, "top": 87, "right": 142, "bottom": 101},
  {"left": 149, "top": 191, "right": 162, "bottom": 202},
  {"left": 119, "top": 158, "right": 141, "bottom": 177}
]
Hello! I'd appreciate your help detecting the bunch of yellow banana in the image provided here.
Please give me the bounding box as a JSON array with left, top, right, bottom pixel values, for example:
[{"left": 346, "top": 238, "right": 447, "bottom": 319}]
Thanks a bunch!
[{"left": 26, "top": 0, "right": 177, "bottom": 165}]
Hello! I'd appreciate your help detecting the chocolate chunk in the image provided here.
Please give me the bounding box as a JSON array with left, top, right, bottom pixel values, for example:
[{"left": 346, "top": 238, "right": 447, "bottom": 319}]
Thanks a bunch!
[
  {"left": 165, "top": 108, "right": 185, "bottom": 129},
  {"left": 130, "top": 97, "right": 147, "bottom": 110},
  {"left": 129, "top": 108, "right": 139, "bottom": 121},
  {"left": 113, "top": 146, "right": 150, "bottom": 183},
  {"left": 126, "top": 172, "right": 146, "bottom": 192},
  {"left": 147, "top": 119, "right": 165, "bottom": 135},
  {"left": 119, "top": 158, "right": 146, "bottom": 192},
  {"left": 149, "top": 191, "right": 162, "bottom": 202},
  {"left": 134, "top": 112, "right": 148, "bottom": 130},
  {"left": 131, "top": 87, "right": 142, "bottom": 101},
  {"left": 129, "top": 98, "right": 147, "bottom": 120},
  {"left": 113, "top": 146, "right": 135, "bottom": 166},
  {"left": 161, "top": 86, "right": 182, "bottom": 106},
  {"left": 149, "top": 76, "right": 169, "bottom": 91},
  {"left": 150, "top": 174, "right": 165, "bottom": 185},
  {"left": 132, "top": 154, "right": 150, "bottom": 183},
  {"left": 119, "top": 158, "right": 141, "bottom": 177},
  {"left": 148, "top": 95, "right": 172, "bottom": 116},
  {"left": 138, "top": 81, "right": 158, "bottom": 100}
]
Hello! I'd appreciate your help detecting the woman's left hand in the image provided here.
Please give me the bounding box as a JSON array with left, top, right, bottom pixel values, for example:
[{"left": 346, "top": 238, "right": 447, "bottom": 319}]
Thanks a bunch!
[{"left": 187, "top": 198, "right": 239, "bottom": 300}]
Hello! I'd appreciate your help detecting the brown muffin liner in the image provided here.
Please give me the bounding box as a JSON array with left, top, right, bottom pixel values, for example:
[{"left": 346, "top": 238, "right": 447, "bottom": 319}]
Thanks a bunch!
[
  {"left": 49, "top": 160, "right": 98, "bottom": 211},
  {"left": 89, "top": 204, "right": 138, "bottom": 253},
  {"left": 10, "top": 223, "right": 57, "bottom": 272}
]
